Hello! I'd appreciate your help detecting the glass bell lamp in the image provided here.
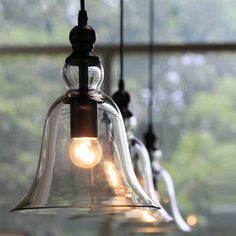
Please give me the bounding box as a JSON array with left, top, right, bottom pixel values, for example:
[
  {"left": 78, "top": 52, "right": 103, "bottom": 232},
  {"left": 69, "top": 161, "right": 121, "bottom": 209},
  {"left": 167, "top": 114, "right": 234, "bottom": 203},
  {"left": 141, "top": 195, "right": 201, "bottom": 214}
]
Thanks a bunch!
[
  {"left": 144, "top": 126, "right": 192, "bottom": 232},
  {"left": 11, "top": 7, "right": 160, "bottom": 214},
  {"left": 112, "top": 90, "right": 174, "bottom": 232}
]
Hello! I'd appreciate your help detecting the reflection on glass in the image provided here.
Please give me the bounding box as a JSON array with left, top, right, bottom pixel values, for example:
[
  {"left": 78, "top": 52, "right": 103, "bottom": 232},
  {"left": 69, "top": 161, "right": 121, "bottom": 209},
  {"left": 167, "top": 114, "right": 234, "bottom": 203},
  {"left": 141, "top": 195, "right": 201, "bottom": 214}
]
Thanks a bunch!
[
  {"left": 105, "top": 161, "right": 120, "bottom": 188},
  {"left": 141, "top": 210, "right": 157, "bottom": 223}
]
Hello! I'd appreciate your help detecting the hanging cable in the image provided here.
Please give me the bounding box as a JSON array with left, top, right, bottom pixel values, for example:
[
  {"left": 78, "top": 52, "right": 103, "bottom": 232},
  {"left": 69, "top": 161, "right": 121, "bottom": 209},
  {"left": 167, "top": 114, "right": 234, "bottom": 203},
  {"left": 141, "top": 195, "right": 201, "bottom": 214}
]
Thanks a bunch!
[
  {"left": 112, "top": 0, "right": 131, "bottom": 118},
  {"left": 78, "top": 0, "right": 87, "bottom": 26},
  {"left": 80, "top": 0, "right": 85, "bottom": 11},
  {"left": 148, "top": 0, "right": 154, "bottom": 128},
  {"left": 144, "top": 0, "right": 158, "bottom": 153},
  {"left": 119, "top": 0, "right": 125, "bottom": 91}
]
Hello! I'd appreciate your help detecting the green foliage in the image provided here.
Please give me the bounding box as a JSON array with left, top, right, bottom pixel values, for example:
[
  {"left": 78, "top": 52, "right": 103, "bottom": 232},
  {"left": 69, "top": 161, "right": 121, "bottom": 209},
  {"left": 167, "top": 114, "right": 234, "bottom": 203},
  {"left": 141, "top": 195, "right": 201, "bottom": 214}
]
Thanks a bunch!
[{"left": 162, "top": 78, "right": 236, "bottom": 217}]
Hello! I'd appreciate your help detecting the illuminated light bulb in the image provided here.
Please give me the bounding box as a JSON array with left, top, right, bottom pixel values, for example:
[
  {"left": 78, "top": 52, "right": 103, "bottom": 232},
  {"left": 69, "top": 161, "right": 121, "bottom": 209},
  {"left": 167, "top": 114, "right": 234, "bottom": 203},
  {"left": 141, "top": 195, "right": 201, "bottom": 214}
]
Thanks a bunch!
[
  {"left": 141, "top": 210, "right": 156, "bottom": 223},
  {"left": 187, "top": 214, "right": 198, "bottom": 226},
  {"left": 69, "top": 138, "right": 102, "bottom": 168}
]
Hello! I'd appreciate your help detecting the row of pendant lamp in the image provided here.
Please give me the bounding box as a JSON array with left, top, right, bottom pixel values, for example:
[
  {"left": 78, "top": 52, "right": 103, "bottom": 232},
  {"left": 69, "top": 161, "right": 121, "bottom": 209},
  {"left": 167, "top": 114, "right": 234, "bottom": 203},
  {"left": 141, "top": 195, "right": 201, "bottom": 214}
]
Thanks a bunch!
[
  {"left": 112, "top": 0, "right": 191, "bottom": 232},
  {"left": 11, "top": 0, "right": 192, "bottom": 233}
]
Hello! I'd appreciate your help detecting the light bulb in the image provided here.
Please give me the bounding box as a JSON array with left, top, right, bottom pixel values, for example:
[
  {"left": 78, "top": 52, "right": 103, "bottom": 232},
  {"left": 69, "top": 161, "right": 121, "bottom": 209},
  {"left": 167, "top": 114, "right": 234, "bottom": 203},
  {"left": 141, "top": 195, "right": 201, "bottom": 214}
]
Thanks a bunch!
[{"left": 69, "top": 138, "right": 102, "bottom": 168}]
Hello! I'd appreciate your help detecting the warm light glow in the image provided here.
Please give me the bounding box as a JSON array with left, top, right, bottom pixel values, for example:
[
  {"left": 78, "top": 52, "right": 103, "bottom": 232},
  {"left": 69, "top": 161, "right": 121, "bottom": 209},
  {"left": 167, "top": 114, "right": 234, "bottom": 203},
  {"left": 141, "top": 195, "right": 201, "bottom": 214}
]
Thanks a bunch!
[
  {"left": 105, "top": 162, "right": 120, "bottom": 187},
  {"left": 141, "top": 210, "right": 156, "bottom": 223},
  {"left": 133, "top": 227, "right": 170, "bottom": 234},
  {"left": 187, "top": 214, "right": 198, "bottom": 226},
  {"left": 163, "top": 196, "right": 170, "bottom": 204},
  {"left": 69, "top": 138, "right": 102, "bottom": 168}
]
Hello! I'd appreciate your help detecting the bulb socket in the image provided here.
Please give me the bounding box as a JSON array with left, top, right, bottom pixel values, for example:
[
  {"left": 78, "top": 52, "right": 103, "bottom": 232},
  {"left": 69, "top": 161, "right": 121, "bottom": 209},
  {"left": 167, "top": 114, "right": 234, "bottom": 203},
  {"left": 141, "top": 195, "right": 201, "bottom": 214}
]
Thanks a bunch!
[{"left": 70, "top": 96, "right": 98, "bottom": 138}]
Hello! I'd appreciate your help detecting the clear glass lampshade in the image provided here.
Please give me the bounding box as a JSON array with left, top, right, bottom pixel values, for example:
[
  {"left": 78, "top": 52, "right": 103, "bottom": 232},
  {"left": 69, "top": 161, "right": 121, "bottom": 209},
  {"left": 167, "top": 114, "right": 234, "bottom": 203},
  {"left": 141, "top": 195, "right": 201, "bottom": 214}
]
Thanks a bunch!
[
  {"left": 114, "top": 115, "right": 174, "bottom": 231},
  {"left": 151, "top": 147, "right": 192, "bottom": 232},
  {"left": 11, "top": 62, "right": 160, "bottom": 214}
]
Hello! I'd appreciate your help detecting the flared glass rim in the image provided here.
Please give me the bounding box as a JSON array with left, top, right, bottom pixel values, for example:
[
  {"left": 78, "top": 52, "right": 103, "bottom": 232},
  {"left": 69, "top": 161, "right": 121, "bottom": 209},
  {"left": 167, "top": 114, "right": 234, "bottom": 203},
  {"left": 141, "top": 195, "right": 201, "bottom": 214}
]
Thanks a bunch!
[{"left": 11, "top": 204, "right": 160, "bottom": 214}]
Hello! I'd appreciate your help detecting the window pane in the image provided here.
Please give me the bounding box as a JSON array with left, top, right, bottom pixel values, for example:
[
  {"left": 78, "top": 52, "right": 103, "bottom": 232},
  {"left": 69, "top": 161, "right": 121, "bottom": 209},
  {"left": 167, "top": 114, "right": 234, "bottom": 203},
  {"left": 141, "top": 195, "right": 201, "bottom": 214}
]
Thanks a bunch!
[
  {"left": 111, "top": 52, "right": 236, "bottom": 235},
  {"left": 0, "top": 0, "right": 119, "bottom": 45},
  {"left": 1, "top": 0, "right": 236, "bottom": 45}
]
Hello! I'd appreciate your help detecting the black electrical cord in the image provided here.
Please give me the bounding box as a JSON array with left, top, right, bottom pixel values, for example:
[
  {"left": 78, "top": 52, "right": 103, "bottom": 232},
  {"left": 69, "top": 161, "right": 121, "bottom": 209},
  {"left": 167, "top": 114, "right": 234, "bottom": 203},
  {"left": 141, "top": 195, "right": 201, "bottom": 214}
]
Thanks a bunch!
[
  {"left": 148, "top": 0, "right": 154, "bottom": 128},
  {"left": 112, "top": 0, "right": 132, "bottom": 119},
  {"left": 144, "top": 0, "right": 158, "bottom": 153},
  {"left": 119, "top": 0, "right": 125, "bottom": 91},
  {"left": 80, "top": 0, "right": 85, "bottom": 11},
  {"left": 78, "top": 0, "right": 87, "bottom": 26}
]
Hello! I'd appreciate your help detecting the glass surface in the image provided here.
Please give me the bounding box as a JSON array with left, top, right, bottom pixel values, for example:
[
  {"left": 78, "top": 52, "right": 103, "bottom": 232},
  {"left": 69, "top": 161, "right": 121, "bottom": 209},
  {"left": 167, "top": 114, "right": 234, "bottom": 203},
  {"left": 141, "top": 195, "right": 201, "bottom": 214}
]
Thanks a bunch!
[
  {"left": 109, "top": 110, "right": 175, "bottom": 232},
  {"left": 150, "top": 147, "right": 192, "bottom": 232},
  {"left": 12, "top": 59, "right": 159, "bottom": 214},
  {"left": 2, "top": 0, "right": 236, "bottom": 45},
  {"left": 123, "top": 115, "right": 173, "bottom": 223}
]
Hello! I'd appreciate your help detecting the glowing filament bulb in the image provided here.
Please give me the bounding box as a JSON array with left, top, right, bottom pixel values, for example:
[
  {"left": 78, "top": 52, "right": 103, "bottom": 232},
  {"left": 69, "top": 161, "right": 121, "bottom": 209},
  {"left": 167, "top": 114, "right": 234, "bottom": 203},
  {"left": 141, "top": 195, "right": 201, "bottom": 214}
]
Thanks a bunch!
[{"left": 69, "top": 138, "right": 102, "bottom": 168}]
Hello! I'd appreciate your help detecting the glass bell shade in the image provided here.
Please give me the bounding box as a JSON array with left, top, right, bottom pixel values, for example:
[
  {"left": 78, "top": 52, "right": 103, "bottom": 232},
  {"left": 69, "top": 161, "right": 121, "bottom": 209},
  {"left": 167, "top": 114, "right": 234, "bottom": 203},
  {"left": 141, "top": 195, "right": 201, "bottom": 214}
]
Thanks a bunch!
[
  {"left": 115, "top": 115, "right": 174, "bottom": 232},
  {"left": 11, "top": 61, "right": 160, "bottom": 214},
  {"left": 150, "top": 146, "right": 192, "bottom": 232}
]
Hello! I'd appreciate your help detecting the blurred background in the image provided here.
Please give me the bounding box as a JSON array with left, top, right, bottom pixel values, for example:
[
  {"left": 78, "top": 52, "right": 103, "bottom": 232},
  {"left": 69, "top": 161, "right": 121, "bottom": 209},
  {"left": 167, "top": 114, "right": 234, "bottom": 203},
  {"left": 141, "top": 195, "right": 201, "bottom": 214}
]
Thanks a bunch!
[{"left": 0, "top": 0, "right": 235, "bottom": 235}]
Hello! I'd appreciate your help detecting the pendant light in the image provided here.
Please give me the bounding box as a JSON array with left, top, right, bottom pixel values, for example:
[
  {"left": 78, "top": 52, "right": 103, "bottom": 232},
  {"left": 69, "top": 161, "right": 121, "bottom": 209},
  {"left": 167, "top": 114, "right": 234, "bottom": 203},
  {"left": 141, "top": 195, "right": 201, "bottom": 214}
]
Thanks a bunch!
[
  {"left": 143, "top": 0, "right": 192, "bottom": 232},
  {"left": 112, "top": 0, "right": 173, "bottom": 230},
  {"left": 11, "top": 0, "right": 159, "bottom": 214}
]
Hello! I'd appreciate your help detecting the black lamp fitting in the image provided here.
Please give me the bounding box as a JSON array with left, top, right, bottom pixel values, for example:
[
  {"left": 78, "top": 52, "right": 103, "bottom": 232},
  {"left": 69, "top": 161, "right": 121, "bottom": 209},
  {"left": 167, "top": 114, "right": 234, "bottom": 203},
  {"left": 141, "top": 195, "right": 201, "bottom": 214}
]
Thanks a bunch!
[
  {"left": 112, "top": 90, "right": 133, "bottom": 119},
  {"left": 65, "top": 7, "right": 100, "bottom": 139},
  {"left": 70, "top": 96, "right": 98, "bottom": 138},
  {"left": 143, "top": 124, "right": 158, "bottom": 153}
]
